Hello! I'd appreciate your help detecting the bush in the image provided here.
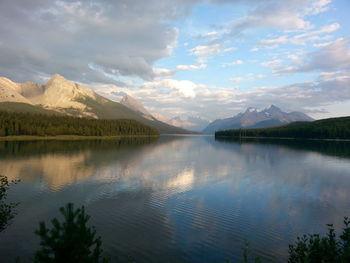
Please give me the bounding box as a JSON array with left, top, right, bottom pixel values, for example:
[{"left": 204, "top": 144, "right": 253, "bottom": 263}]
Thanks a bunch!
[
  {"left": 0, "top": 175, "right": 18, "bottom": 232},
  {"left": 34, "top": 203, "right": 109, "bottom": 263},
  {"left": 288, "top": 217, "right": 350, "bottom": 263}
]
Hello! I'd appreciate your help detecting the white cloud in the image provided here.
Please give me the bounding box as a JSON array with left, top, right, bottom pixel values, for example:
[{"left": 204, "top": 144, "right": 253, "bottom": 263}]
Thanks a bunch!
[
  {"left": 227, "top": 0, "right": 316, "bottom": 36},
  {"left": 93, "top": 69, "right": 350, "bottom": 121},
  {"left": 304, "top": 0, "right": 332, "bottom": 15},
  {"left": 260, "top": 23, "right": 340, "bottom": 46},
  {"left": 279, "top": 38, "right": 350, "bottom": 73},
  {"left": 176, "top": 64, "right": 207, "bottom": 70},
  {"left": 153, "top": 68, "right": 176, "bottom": 78},
  {"left": 206, "top": 31, "right": 219, "bottom": 37},
  {"left": 229, "top": 77, "right": 245, "bottom": 82},
  {"left": 223, "top": 47, "right": 237, "bottom": 52},
  {"left": 222, "top": 60, "right": 244, "bottom": 67},
  {"left": 250, "top": 47, "right": 260, "bottom": 52},
  {"left": 229, "top": 73, "right": 266, "bottom": 82},
  {"left": 143, "top": 79, "right": 198, "bottom": 98},
  {"left": 313, "top": 41, "right": 333, "bottom": 48},
  {"left": 261, "top": 59, "right": 283, "bottom": 69},
  {"left": 190, "top": 44, "right": 222, "bottom": 57},
  {"left": 189, "top": 44, "right": 236, "bottom": 63}
]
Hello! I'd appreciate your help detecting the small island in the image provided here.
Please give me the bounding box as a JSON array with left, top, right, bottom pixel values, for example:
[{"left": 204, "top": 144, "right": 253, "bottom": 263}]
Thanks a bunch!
[{"left": 215, "top": 116, "right": 350, "bottom": 140}]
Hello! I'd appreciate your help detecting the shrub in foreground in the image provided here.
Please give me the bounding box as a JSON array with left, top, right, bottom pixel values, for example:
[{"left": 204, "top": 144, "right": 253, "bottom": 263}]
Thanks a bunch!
[
  {"left": 0, "top": 175, "right": 18, "bottom": 232},
  {"left": 288, "top": 217, "right": 350, "bottom": 263},
  {"left": 34, "top": 203, "right": 109, "bottom": 263}
]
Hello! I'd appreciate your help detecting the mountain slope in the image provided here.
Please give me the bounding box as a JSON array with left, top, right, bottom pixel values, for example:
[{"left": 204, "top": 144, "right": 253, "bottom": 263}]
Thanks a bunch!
[
  {"left": 203, "top": 105, "right": 314, "bottom": 134},
  {"left": 0, "top": 77, "right": 33, "bottom": 104},
  {"left": 120, "top": 94, "right": 155, "bottom": 120},
  {"left": 0, "top": 75, "right": 192, "bottom": 134},
  {"left": 215, "top": 116, "right": 350, "bottom": 140},
  {"left": 0, "top": 102, "right": 63, "bottom": 115},
  {"left": 78, "top": 96, "right": 191, "bottom": 134}
]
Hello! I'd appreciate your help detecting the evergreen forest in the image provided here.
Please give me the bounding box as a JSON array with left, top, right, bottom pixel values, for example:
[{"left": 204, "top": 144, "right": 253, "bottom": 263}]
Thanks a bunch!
[
  {"left": 215, "top": 117, "right": 350, "bottom": 140},
  {"left": 0, "top": 111, "right": 159, "bottom": 137}
]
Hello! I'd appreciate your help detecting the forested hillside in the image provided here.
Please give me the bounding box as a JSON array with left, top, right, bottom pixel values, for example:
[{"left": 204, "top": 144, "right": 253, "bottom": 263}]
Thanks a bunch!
[
  {"left": 0, "top": 111, "right": 159, "bottom": 137},
  {"left": 215, "top": 117, "right": 350, "bottom": 140}
]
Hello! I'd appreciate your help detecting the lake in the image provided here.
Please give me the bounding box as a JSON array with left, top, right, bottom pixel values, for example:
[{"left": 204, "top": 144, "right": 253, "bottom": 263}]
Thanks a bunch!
[{"left": 1, "top": 136, "right": 350, "bottom": 262}]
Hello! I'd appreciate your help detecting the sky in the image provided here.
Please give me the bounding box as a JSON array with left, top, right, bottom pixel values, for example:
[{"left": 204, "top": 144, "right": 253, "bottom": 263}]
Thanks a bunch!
[{"left": 0, "top": 0, "right": 349, "bottom": 121}]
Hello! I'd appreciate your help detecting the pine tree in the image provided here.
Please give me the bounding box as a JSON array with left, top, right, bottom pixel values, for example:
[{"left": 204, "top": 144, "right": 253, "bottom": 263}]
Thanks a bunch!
[{"left": 34, "top": 203, "right": 109, "bottom": 263}]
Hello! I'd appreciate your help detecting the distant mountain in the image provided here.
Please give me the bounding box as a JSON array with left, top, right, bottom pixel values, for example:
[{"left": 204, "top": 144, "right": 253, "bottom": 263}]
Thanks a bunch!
[
  {"left": 215, "top": 116, "right": 350, "bottom": 140},
  {"left": 0, "top": 75, "right": 192, "bottom": 134},
  {"left": 203, "top": 105, "right": 314, "bottom": 134},
  {"left": 168, "top": 116, "right": 210, "bottom": 132}
]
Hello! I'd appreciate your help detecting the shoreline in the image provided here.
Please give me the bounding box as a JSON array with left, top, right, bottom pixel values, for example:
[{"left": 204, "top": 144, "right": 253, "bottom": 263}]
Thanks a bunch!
[
  {"left": 0, "top": 135, "right": 159, "bottom": 141},
  {"left": 215, "top": 135, "right": 350, "bottom": 142}
]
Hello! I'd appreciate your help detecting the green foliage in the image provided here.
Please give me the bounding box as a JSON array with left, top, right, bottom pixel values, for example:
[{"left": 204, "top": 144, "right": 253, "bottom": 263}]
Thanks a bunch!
[
  {"left": 215, "top": 117, "right": 350, "bottom": 140},
  {"left": 0, "top": 110, "right": 159, "bottom": 137},
  {"left": 241, "top": 242, "right": 261, "bottom": 263},
  {"left": 288, "top": 218, "right": 350, "bottom": 263},
  {"left": 0, "top": 175, "right": 18, "bottom": 232},
  {"left": 34, "top": 203, "right": 109, "bottom": 263}
]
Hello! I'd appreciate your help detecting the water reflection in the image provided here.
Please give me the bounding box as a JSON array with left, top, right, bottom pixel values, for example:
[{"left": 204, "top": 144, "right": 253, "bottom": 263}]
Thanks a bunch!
[
  {"left": 1, "top": 136, "right": 350, "bottom": 262},
  {"left": 215, "top": 137, "right": 350, "bottom": 159}
]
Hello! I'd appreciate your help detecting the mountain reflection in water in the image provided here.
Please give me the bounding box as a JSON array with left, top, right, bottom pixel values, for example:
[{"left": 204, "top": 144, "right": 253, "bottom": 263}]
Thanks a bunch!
[{"left": 1, "top": 136, "right": 350, "bottom": 262}]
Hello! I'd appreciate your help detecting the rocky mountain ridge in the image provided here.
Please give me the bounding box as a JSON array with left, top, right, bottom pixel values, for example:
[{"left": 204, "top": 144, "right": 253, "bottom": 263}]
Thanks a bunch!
[
  {"left": 0, "top": 75, "right": 192, "bottom": 134},
  {"left": 203, "top": 105, "right": 314, "bottom": 133}
]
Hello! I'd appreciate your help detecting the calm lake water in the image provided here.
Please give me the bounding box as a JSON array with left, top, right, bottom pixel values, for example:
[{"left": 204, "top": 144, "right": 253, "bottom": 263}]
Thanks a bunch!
[{"left": 1, "top": 136, "right": 350, "bottom": 262}]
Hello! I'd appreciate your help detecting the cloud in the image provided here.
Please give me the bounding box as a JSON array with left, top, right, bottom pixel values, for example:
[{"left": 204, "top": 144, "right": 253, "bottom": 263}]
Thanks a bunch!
[
  {"left": 229, "top": 74, "right": 266, "bottom": 82},
  {"left": 189, "top": 43, "right": 236, "bottom": 63},
  {"left": 260, "top": 23, "right": 340, "bottom": 46},
  {"left": 142, "top": 79, "right": 198, "bottom": 98},
  {"left": 304, "top": 0, "right": 332, "bottom": 15},
  {"left": 279, "top": 38, "right": 350, "bottom": 73},
  {"left": 261, "top": 59, "right": 283, "bottom": 69},
  {"left": 229, "top": 77, "right": 245, "bottom": 83},
  {"left": 0, "top": 0, "right": 193, "bottom": 83},
  {"left": 227, "top": 0, "right": 317, "bottom": 36},
  {"left": 250, "top": 47, "right": 260, "bottom": 52},
  {"left": 176, "top": 64, "right": 207, "bottom": 70},
  {"left": 243, "top": 71, "right": 350, "bottom": 110},
  {"left": 153, "top": 68, "right": 176, "bottom": 78},
  {"left": 222, "top": 60, "right": 244, "bottom": 67},
  {"left": 190, "top": 44, "right": 222, "bottom": 57},
  {"left": 93, "top": 68, "right": 350, "bottom": 121}
]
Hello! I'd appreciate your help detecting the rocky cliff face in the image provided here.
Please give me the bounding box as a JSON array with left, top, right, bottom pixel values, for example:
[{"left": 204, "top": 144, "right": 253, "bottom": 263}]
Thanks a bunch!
[
  {"left": 0, "top": 74, "right": 102, "bottom": 117},
  {"left": 0, "top": 77, "right": 33, "bottom": 104},
  {"left": 38, "top": 74, "right": 97, "bottom": 109}
]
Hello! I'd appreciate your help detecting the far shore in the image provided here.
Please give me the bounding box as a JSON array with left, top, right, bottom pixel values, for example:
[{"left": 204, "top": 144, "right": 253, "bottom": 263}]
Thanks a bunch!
[
  {"left": 0, "top": 135, "right": 159, "bottom": 141},
  {"left": 215, "top": 135, "right": 350, "bottom": 142}
]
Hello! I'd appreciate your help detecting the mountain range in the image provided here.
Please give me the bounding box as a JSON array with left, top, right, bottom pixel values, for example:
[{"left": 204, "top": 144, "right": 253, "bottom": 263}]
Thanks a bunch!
[
  {"left": 0, "top": 74, "right": 191, "bottom": 134},
  {"left": 151, "top": 114, "right": 210, "bottom": 132},
  {"left": 203, "top": 105, "right": 314, "bottom": 133},
  {"left": 0, "top": 74, "right": 315, "bottom": 135}
]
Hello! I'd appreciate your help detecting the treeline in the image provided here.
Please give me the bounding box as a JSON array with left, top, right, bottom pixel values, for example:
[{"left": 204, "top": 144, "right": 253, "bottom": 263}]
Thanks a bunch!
[
  {"left": 0, "top": 111, "right": 159, "bottom": 137},
  {"left": 215, "top": 116, "right": 350, "bottom": 140}
]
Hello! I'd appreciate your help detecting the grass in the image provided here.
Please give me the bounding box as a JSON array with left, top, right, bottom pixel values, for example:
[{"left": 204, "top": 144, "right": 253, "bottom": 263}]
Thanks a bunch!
[{"left": 0, "top": 135, "right": 159, "bottom": 141}]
